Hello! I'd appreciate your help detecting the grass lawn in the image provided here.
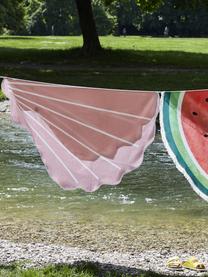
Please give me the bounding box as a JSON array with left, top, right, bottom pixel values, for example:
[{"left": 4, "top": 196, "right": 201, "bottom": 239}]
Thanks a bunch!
[
  {"left": 1, "top": 68, "right": 207, "bottom": 101},
  {"left": 0, "top": 36, "right": 208, "bottom": 101},
  {"left": 1, "top": 263, "right": 205, "bottom": 277},
  {"left": 0, "top": 36, "right": 208, "bottom": 68},
  {"left": 0, "top": 92, "right": 6, "bottom": 101}
]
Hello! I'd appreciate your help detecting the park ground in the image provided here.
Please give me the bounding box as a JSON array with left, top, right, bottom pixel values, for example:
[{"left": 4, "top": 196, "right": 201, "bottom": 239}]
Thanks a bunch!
[
  {"left": 0, "top": 36, "right": 208, "bottom": 101},
  {"left": 0, "top": 264, "right": 172, "bottom": 277},
  {"left": 0, "top": 36, "right": 208, "bottom": 276},
  {"left": 1, "top": 263, "right": 208, "bottom": 277}
]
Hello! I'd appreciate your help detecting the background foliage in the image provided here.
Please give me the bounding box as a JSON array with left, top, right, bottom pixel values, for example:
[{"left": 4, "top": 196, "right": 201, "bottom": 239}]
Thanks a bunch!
[{"left": 0, "top": 0, "right": 208, "bottom": 36}]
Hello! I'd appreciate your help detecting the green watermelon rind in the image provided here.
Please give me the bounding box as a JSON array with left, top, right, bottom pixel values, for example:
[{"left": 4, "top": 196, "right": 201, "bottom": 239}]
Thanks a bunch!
[
  {"left": 160, "top": 92, "right": 208, "bottom": 201},
  {"left": 176, "top": 93, "right": 208, "bottom": 181},
  {"left": 170, "top": 92, "right": 208, "bottom": 186}
]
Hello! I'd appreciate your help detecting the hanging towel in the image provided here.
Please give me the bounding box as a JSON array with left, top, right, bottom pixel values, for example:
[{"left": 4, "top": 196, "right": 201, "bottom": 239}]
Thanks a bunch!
[
  {"left": 160, "top": 90, "right": 208, "bottom": 201},
  {"left": 2, "top": 77, "right": 159, "bottom": 192}
]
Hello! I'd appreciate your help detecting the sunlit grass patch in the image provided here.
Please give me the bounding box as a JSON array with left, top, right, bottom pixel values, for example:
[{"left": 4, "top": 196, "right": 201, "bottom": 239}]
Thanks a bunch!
[
  {"left": 0, "top": 89, "right": 6, "bottom": 101},
  {"left": 0, "top": 36, "right": 208, "bottom": 68}
]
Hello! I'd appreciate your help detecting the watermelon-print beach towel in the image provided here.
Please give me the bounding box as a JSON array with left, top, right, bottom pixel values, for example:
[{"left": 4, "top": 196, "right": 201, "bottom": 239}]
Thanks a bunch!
[{"left": 160, "top": 91, "right": 208, "bottom": 201}]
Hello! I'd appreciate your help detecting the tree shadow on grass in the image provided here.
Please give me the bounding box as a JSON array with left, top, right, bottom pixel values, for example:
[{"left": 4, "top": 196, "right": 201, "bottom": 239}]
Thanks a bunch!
[
  {"left": 0, "top": 46, "right": 208, "bottom": 91},
  {"left": 0, "top": 261, "right": 193, "bottom": 277},
  {"left": 72, "top": 261, "right": 186, "bottom": 277},
  {"left": 0, "top": 36, "right": 36, "bottom": 40},
  {"left": 0, "top": 46, "right": 208, "bottom": 69},
  {"left": 0, "top": 63, "right": 208, "bottom": 92}
]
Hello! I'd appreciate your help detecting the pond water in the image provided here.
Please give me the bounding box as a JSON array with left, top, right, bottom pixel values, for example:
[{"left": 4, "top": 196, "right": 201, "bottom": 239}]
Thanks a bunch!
[{"left": 0, "top": 113, "right": 207, "bottom": 252}]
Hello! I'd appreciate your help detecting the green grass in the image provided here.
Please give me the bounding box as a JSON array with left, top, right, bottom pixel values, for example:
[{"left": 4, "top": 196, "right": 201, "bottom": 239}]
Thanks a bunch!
[
  {"left": 0, "top": 36, "right": 208, "bottom": 68},
  {"left": 0, "top": 67, "right": 207, "bottom": 91},
  {"left": 0, "top": 262, "right": 204, "bottom": 277},
  {"left": 0, "top": 36, "right": 208, "bottom": 100},
  {"left": 2, "top": 36, "right": 208, "bottom": 53},
  {"left": 0, "top": 91, "right": 6, "bottom": 101}
]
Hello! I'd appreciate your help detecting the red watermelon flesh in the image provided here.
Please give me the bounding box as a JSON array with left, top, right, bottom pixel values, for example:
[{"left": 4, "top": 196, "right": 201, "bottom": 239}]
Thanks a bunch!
[{"left": 181, "top": 91, "right": 208, "bottom": 174}]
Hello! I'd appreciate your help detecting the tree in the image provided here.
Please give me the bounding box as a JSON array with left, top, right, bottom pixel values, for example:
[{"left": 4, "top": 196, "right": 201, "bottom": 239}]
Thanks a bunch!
[
  {"left": 75, "top": 0, "right": 208, "bottom": 55},
  {"left": 75, "top": 0, "right": 102, "bottom": 56},
  {"left": 93, "top": 0, "right": 114, "bottom": 35},
  {"left": 0, "top": 0, "right": 25, "bottom": 34},
  {"left": 25, "top": 0, "right": 77, "bottom": 36},
  {"left": 74, "top": 0, "right": 169, "bottom": 55},
  {"left": 74, "top": 0, "right": 162, "bottom": 55},
  {"left": 24, "top": 0, "right": 114, "bottom": 37},
  {"left": 139, "top": 0, "right": 208, "bottom": 37},
  {"left": 107, "top": 0, "right": 141, "bottom": 35},
  {"left": 44, "top": 0, "right": 71, "bottom": 35},
  {"left": 24, "top": 0, "right": 47, "bottom": 35}
]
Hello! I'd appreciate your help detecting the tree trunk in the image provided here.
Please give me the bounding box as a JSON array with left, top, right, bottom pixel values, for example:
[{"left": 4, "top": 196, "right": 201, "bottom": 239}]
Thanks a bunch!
[{"left": 75, "top": 0, "right": 102, "bottom": 56}]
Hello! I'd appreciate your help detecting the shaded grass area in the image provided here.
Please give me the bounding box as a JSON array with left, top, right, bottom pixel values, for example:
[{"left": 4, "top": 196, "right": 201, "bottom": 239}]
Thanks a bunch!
[
  {"left": 0, "top": 47, "right": 208, "bottom": 69},
  {"left": 0, "top": 36, "right": 208, "bottom": 99},
  {"left": 1, "top": 67, "right": 208, "bottom": 101},
  {"left": 0, "top": 67, "right": 208, "bottom": 90},
  {"left": 0, "top": 262, "right": 200, "bottom": 277}
]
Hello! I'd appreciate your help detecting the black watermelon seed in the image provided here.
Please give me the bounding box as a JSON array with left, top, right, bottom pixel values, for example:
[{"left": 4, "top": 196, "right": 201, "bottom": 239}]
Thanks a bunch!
[
  {"left": 206, "top": 98, "right": 208, "bottom": 102},
  {"left": 204, "top": 134, "right": 208, "bottom": 138},
  {"left": 192, "top": 112, "right": 198, "bottom": 116}
]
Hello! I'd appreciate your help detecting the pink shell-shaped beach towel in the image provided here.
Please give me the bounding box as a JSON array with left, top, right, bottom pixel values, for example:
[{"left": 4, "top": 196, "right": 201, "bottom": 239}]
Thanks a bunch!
[{"left": 2, "top": 77, "right": 159, "bottom": 192}]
